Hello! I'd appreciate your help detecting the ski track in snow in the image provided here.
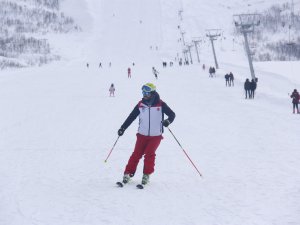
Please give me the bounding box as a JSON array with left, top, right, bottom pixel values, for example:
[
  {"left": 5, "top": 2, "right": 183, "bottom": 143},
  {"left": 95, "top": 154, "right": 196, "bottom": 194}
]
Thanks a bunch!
[{"left": 1, "top": 0, "right": 300, "bottom": 225}]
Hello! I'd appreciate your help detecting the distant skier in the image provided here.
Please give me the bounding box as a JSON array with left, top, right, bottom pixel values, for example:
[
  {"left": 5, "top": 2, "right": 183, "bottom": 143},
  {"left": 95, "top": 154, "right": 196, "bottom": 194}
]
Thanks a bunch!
[
  {"left": 87, "top": 63, "right": 89, "bottom": 68},
  {"left": 212, "top": 67, "right": 216, "bottom": 77},
  {"left": 109, "top": 83, "right": 115, "bottom": 97},
  {"left": 99, "top": 62, "right": 102, "bottom": 68},
  {"left": 229, "top": 72, "right": 234, "bottom": 87},
  {"left": 250, "top": 79, "right": 257, "bottom": 98},
  {"left": 244, "top": 79, "right": 251, "bottom": 99},
  {"left": 179, "top": 59, "right": 182, "bottom": 66},
  {"left": 290, "top": 89, "right": 300, "bottom": 114},
  {"left": 202, "top": 64, "right": 205, "bottom": 70},
  {"left": 224, "top": 74, "right": 230, "bottom": 86},
  {"left": 117, "top": 83, "right": 175, "bottom": 185},
  {"left": 128, "top": 67, "right": 131, "bottom": 78},
  {"left": 152, "top": 67, "right": 159, "bottom": 79},
  {"left": 209, "top": 67, "right": 213, "bottom": 77}
]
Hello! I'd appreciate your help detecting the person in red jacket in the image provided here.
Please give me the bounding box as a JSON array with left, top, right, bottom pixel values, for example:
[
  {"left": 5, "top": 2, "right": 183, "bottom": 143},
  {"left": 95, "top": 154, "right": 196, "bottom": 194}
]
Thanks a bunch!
[
  {"left": 290, "top": 89, "right": 300, "bottom": 114},
  {"left": 117, "top": 83, "right": 175, "bottom": 185}
]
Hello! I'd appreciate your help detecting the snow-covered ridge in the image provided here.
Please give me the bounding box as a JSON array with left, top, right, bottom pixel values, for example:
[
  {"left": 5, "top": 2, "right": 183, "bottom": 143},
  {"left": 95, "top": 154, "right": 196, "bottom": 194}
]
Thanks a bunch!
[{"left": 0, "top": 0, "right": 80, "bottom": 69}]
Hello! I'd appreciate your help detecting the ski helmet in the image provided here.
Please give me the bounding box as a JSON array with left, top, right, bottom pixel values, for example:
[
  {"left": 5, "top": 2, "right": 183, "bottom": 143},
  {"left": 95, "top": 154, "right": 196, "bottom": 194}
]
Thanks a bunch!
[{"left": 142, "top": 83, "right": 156, "bottom": 97}]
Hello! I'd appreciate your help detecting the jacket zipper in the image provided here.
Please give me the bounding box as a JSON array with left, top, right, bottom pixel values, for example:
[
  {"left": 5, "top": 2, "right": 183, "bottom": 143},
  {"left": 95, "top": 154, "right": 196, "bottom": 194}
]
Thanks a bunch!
[{"left": 148, "top": 106, "right": 151, "bottom": 136}]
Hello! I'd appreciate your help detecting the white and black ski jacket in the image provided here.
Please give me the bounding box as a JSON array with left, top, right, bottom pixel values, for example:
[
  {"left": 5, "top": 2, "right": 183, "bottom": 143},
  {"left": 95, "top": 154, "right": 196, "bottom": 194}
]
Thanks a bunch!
[{"left": 121, "top": 92, "right": 175, "bottom": 136}]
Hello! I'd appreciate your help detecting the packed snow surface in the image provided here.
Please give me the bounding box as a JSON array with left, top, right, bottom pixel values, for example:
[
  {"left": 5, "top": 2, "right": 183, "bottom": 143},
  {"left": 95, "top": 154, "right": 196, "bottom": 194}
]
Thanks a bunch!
[{"left": 1, "top": 0, "right": 299, "bottom": 225}]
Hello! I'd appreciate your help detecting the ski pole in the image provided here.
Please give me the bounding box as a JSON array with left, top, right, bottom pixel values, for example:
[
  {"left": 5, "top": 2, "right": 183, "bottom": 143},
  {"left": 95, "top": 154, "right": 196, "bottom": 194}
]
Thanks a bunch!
[
  {"left": 104, "top": 136, "right": 120, "bottom": 163},
  {"left": 167, "top": 127, "right": 203, "bottom": 177}
]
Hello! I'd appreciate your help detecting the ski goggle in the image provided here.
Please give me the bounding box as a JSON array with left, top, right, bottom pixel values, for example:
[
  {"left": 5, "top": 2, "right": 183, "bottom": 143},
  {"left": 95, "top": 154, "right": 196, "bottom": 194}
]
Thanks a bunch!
[
  {"left": 142, "top": 85, "right": 153, "bottom": 92},
  {"left": 141, "top": 83, "right": 156, "bottom": 97},
  {"left": 142, "top": 91, "right": 152, "bottom": 97}
]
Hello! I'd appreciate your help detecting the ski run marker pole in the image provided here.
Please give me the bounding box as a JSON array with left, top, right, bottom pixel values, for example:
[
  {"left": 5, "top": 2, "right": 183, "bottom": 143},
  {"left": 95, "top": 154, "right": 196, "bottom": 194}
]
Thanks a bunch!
[
  {"left": 104, "top": 136, "right": 120, "bottom": 163},
  {"left": 167, "top": 127, "right": 203, "bottom": 177}
]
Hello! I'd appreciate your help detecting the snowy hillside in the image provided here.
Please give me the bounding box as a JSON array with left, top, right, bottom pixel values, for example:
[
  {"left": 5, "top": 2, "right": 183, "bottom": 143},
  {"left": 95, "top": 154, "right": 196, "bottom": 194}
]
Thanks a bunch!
[
  {"left": 0, "top": 0, "right": 80, "bottom": 69},
  {"left": 0, "top": 1, "right": 300, "bottom": 225}
]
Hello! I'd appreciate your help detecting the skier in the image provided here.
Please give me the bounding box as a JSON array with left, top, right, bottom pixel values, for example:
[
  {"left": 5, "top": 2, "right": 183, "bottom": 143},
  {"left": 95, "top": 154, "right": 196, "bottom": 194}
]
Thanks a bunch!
[
  {"left": 109, "top": 83, "right": 115, "bottom": 97},
  {"left": 250, "top": 79, "right": 257, "bottom": 98},
  {"left": 179, "top": 59, "right": 182, "bottom": 66},
  {"left": 229, "top": 72, "right": 234, "bottom": 87},
  {"left": 290, "top": 89, "right": 300, "bottom": 114},
  {"left": 224, "top": 73, "right": 230, "bottom": 86},
  {"left": 99, "top": 62, "right": 102, "bottom": 68},
  {"left": 87, "top": 63, "right": 89, "bottom": 68},
  {"left": 244, "top": 79, "right": 251, "bottom": 99},
  {"left": 152, "top": 67, "right": 159, "bottom": 79},
  {"left": 128, "top": 67, "right": 131, "bottom": 78},
  {"left": 212, "top": 67, "right": 216, "bottom": 77},
  {"left": 117, "top": 83, "right": 175, "bottom": 185},
  {"left": 209, "top": 67, "right": 213, "bottom": 77},
  {"left": 202, "top": 64, "right": 205, "bottom": 70}
]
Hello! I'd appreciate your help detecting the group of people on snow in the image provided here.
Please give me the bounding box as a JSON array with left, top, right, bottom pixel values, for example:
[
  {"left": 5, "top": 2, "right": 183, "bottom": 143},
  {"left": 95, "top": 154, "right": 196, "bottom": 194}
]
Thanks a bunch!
[
  {"left": 108, "top": 65, "right": 161, "bottom": 97},
  {"left": 106, "top": 61, "right": 299, "bottom": 187},
  {"left": 224, "top": 72, "right": 234, "bottom": 87},
  {"left": 86, "top": 62, "right": 113, "bottom": 68},
  {"left": 208, "top": 66, "right": 216, "bottom": 77},
  {"left": 162, "top": 61, "right": 174, "bottom": 67},
  {"left": 244, "top": 78, "right": 257, "bottom": 99}
]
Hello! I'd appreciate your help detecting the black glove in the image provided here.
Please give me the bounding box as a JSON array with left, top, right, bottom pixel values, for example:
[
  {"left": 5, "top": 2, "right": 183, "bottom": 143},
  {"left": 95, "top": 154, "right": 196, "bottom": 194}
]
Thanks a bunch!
[
  {"left": 162, "top": 119, "right": 170, "bottom": 127},
  {"left": 118, "top": 128, "right": 125, "bottom": 136}
]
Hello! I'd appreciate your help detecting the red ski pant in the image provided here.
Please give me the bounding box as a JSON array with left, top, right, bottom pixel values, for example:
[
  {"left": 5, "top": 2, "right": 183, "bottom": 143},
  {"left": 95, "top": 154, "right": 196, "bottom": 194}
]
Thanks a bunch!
[{"left": 124, "top": 133, "right": 162, "bottom": 175}]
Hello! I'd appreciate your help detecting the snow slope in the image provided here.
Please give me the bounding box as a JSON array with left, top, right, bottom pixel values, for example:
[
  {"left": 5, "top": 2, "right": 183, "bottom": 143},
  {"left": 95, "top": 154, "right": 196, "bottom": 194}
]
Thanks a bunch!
[{"left": 1, "top": 0, "right": 300, "bottom": 225}]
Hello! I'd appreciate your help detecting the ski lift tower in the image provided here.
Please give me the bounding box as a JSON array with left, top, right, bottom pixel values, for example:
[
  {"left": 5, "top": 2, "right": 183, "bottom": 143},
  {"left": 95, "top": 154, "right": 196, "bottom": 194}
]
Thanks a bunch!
[
  {"left": 233, "top": 14, "right": 260, "bottom": 80},
  {"left": 180, "top": 30, "right": 186, "bottom": 46},
  {"left": 186, "top": 44, "right": 194, "bottom": 64},
  {"left": 192, "top": 37, "right": 202, "bottom": 63},
  {"left": 206, "top": 29, "right": 221, "bottom": 69},
  {"left": 182, "top": 48, "right": 189, "bottom": 63}
]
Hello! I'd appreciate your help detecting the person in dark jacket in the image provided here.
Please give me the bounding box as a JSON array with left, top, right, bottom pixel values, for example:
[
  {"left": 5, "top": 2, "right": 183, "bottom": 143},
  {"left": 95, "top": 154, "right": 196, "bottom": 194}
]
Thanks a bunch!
[
  {"left": 250, "top": 79, "right": 257, "bottom": 98},
  {"left": 229, "top": 72, "right": 234, "bottom": 87},
  {"left": 244, "top": 79, "right": 251, "bottom": 99},
  {"left": 224, "top": 74, "right": 230, "bottom": 86},
  {"left": 117, "top": 83, "right": 175, "bottom": 185},
  {"left": 212, "top": 67, "right": 216, "bottom": 76},
  {"left": 209, "top": 67, "right": 213, "bottom": 77},
  {"left": 290, "top": 89, "right": 300, "bottom": 114}
]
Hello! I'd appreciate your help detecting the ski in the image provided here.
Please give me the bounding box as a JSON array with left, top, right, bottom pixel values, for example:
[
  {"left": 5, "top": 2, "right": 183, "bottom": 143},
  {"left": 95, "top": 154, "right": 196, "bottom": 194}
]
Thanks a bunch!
[
  {"left": 116, "top": 181, "right": 124, "bottom": 187},
  {"left": 136, "top": 184, "right": 144, "bottom": 189}
]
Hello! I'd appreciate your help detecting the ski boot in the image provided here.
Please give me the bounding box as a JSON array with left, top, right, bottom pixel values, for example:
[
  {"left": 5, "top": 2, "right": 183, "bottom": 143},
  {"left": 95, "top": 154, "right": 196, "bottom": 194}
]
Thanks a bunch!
[
  {"left": 141, "top": 174, "right": 150, "bottom": 185},
  {"left": 122, "top": 173, "right": 134, "bottom": 184}
]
